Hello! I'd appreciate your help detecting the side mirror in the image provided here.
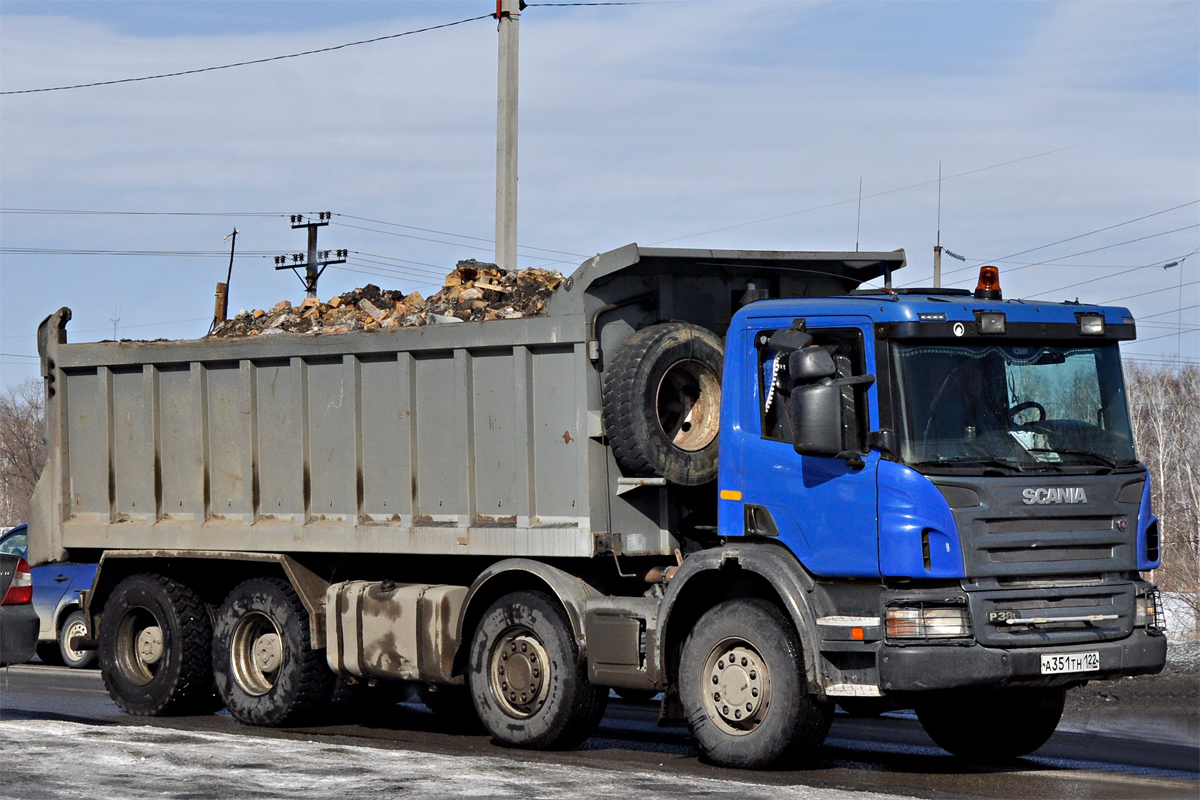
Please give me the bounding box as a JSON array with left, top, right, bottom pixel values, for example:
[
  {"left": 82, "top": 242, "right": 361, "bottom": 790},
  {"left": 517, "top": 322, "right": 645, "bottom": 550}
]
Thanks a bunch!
[
  {"left": 788, "top": 347, "right": 835, "bottom": 382},
  {"left": 788, "top": 383, "right": 843, "bottom": 457},
  {"left": 868, "top": 429, "right": 896, "bottom": 457}
]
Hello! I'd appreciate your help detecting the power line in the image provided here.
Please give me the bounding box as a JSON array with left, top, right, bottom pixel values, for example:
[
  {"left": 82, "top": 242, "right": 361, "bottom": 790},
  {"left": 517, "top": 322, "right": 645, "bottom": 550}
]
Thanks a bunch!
[
  {"left": 0, "top": 208, "right": 286, "bottom": 217},
  {"left": 0, "top": 14, "right": 493, "bottom": 95},
  {"left": 0, "top": 317, "right": 211, "bottom": 341},
  {"left": 1021, "top": 247, "right": 1198, "bottom": 300},
  {"left": 1102, "top": 280, "right": 1199, "bottom": 305},
  {"left": 1139, "top": 321, "right": 1200, "bottom": 330},
  {"left": 1129, "top": 328, "right": 1200, "bottom": 346},
  {"left": 651, "top": 137, "right": 1120, "bottom": 245},
  {"left": 335, "top": 214, "right": 586, "bottom": 258},
  {"left": 906, "top": 229, "right": 1199, "bottom": 291},
  {"left": 330, "top": 220, "right": 569, "bottom": 264},
  {"left": 1139, "top": 304, "right": 1199, "bottom": 320},
  {"left": 907, "top": 200, "right": 1200, "bottom": 285},
  {"left": 0, "top": 247, "right": 279, "bottom": 257}
]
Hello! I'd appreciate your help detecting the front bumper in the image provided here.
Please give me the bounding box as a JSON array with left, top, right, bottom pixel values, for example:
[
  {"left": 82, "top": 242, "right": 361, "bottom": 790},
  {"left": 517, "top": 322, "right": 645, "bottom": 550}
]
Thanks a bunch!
[
  {"left": 0, "top": 604, "right": 40, "bottom": 667},
  {"left": 878, "top": 628, "right": 1166, "bottom": 692}
]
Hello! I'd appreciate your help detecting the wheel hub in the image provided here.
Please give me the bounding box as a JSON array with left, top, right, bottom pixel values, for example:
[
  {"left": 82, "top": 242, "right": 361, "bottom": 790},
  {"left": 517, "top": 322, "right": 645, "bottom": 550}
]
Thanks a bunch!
[
  {"left": 253, "top": 633, "right": 282, "bottom": 673},
  {"left": 489, "top": 627, "right": 551, "bottom": 719},
  {"left": 63, "top": 617, "right": 89, "bottom": 660},
  {"left": 655, "top": 359, "right": 721, "bottom": 452},
  {"left": 230, "top": 612, "right": 284, "bottom": 696},
  {"left": 136, "top": 626, "right": 164, "bottom": 665},
  {"left": 703, "top": 643, "right": 771, "bottom": 735}
]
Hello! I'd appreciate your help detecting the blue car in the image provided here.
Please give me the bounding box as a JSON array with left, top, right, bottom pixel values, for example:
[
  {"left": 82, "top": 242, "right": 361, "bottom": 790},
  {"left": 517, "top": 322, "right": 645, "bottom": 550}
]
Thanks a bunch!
[{"left": 0, "top": 525, "right": 98, "bottom": 668}]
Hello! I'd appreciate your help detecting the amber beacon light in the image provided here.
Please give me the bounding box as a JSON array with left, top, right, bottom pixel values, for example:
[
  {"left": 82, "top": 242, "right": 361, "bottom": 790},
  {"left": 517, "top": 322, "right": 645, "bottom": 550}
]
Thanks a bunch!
[{"left": 974, "top": 266, "right": 1002, "bottom": 300}]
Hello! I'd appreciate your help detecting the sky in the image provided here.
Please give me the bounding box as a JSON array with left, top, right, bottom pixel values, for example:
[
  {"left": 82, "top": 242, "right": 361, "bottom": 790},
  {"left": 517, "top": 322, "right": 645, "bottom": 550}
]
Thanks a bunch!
[{"left": 1, "top": 0, "right": 1197, "bottom": 387}]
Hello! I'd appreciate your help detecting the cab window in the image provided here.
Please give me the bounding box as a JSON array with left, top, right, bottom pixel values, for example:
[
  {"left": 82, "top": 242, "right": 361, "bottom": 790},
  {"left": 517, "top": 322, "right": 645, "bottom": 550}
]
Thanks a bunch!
[{"left": 758, "top": 327, "right": 869, "bottom": 451}]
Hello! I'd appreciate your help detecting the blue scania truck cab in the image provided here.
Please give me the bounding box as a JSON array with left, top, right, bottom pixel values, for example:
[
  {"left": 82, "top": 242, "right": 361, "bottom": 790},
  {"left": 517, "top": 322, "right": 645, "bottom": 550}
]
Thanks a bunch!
[{"left": 696, "top": 264, "right": 1166, "bottom": 762}]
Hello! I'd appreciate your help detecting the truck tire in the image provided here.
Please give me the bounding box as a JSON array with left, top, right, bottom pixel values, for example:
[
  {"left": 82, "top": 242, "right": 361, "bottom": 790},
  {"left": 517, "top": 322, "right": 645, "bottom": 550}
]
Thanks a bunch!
[
  {"left": 916, "top": 687, "right": 1066, "bottom": 761},
  {"left": 603, "top": 322, "right": 723, "bottom": 485},
  {"left": 680, "top": 598, "right": 832, "bottom": 769},
  {"left": 59, "top": 610, "right": 97, "bottom": 669},
  {"left": 99, "top": 573, "right": 217, "bottom": 716},
  {"left": 467, "top": 590, "right": 607, "bottom": 750},
  {"left": 213, "top": 577, "right": 333, "bottom": 726}
]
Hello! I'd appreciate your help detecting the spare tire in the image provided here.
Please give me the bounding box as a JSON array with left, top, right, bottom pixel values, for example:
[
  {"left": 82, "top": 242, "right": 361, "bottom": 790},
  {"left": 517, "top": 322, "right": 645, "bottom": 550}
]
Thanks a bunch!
[{"left": 603, "top": 322, "right": 723, "bottom": 485}]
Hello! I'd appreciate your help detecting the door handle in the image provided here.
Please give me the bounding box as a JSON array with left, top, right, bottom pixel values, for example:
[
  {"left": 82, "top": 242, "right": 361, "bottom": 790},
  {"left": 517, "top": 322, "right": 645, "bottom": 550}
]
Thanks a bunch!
[{"left": 54, "top": 575, "right": 69, "bottom": 582}]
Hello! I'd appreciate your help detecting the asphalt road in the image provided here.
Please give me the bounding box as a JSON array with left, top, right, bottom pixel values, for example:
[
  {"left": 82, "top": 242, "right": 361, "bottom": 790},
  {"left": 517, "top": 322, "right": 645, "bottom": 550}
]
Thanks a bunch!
[{"left": 0, "top": 664, "right": 1196, "bottom": 800}]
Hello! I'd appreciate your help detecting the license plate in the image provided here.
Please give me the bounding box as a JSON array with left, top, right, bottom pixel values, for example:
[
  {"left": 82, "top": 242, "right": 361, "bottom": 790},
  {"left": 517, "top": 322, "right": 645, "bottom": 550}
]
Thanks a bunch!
[{"left": 1040, "top": 652, "right": 1100, "bottom": 675}]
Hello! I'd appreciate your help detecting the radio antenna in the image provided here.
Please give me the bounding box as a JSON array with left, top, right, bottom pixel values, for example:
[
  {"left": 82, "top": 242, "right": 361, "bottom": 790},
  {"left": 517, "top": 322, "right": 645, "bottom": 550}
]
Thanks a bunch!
[
  {"left": 934, "top": 162, "right": 943, "bottom": 288},
  {"left": 855, "top": 177, "right": 863, "bottom": 252}
]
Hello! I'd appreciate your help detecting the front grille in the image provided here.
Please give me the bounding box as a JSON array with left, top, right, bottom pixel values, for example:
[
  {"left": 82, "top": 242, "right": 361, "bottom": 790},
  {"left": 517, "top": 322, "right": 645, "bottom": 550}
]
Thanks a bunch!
[
  {"left": 932, "top": 476, "right": 1141, "bottom": 579},
  {"left": 984, "top": 517, "right": 1113, "bottom": 534},
  {"left": 970, "top": 584, "right": 1135, "bottom": 647},
  {"left": 973, "top": 516, "right": 1130, "bottom": 574}
]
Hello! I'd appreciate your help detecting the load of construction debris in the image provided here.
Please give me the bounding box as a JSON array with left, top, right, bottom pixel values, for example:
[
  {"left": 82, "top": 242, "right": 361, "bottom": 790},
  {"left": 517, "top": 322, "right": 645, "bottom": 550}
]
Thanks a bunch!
[{"left": 209, "top": 260, "right": 563, "bottom": 338}]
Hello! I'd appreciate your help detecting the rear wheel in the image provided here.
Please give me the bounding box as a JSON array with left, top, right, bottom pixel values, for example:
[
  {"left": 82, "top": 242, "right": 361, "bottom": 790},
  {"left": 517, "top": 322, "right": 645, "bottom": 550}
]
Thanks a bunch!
[
  {"left": 99, "top": 573, "right": 216, "bottom": 715},
  {"left": 59, "top": 610, "right": 97, "bottom": 669},
  {"left": 680, "top": 599, "right": 832, "bottom": 769},
  {"left": 213, "top": 578, "right": 333, "bottom": 726},
  {"left": 467, "top": 590, "right": 606, "bottom": 750},
  {"left": 916, "top": 686, "right": 1066, "bottom": 761}
]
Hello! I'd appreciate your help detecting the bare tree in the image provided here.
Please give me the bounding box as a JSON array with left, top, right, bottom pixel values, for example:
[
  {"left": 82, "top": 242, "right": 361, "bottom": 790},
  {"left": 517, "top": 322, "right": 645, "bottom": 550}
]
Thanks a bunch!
[
  {"left": 0, "top": 377, "right": 46, "bottom": 527},
  {"left": 1126, "top": 362, "right": 1200, "bottom": 637}
]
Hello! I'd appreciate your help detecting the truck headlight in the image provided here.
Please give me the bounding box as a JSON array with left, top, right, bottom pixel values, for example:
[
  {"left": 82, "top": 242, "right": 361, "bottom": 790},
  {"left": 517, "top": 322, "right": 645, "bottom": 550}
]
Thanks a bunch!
[
  {"left": 1135, "top": 590, "right": 1166, "bottom": 632},
  {"left": 885, "top": 604, "right": 972, "bottom": 639}
]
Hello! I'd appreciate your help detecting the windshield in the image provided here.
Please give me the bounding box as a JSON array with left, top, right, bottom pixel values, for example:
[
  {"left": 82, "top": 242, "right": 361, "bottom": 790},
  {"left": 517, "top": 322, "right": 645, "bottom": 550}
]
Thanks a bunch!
[{"left": 891, "top": 342, "right": 1137, "bottom": 472}]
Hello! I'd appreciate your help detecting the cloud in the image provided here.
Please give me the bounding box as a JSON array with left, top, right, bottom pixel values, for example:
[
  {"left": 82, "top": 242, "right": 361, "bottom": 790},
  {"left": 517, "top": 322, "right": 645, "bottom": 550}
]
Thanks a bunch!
[{"left": 1, "top": 1, "right": 1196, "bottom": 385}]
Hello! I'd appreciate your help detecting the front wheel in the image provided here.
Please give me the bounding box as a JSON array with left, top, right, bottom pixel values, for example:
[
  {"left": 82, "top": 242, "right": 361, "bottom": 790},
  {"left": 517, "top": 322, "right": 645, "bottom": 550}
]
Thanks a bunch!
[
  {"left": 916, "top": 686, "right": 1066, "bottom": 761},
  {"left": 680, "top": 599, "right": 832, "bottom": 769},
  {"left": 467, "top": 590, "right": 606, "bottom": 750}
]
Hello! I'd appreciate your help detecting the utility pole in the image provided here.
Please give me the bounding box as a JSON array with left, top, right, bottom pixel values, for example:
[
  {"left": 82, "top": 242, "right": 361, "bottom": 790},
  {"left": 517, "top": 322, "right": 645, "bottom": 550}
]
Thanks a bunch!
[
  {"left": 211, "top": 228, "right": 239, "bottom": 331},
  {"left": 274, "top": 213, "right": 346, "bottom": 298},
  {"left": 495, "top": 0, "right": 522, "bottom": 272}
]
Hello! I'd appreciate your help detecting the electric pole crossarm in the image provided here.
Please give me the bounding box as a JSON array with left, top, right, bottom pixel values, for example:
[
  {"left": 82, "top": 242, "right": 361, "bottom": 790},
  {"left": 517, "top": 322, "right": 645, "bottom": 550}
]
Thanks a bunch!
[{"left": 274, "top": 213, "right": 344, "bottom": 298}]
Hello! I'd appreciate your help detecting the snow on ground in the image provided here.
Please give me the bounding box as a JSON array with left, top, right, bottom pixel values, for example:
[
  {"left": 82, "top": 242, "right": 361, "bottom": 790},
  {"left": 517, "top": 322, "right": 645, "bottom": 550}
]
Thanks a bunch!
[{"left": 0, "top": 719, "right": 913, "bottom": 800}]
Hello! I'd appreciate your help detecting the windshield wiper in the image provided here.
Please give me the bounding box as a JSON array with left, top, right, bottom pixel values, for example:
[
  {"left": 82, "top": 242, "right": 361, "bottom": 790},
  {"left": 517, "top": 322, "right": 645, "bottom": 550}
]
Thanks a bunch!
[
  {"left": 1022, "top": 448, "right": 1118, "bottom": 470},
  {"left": 915, "top": 457, "right": 1030, "bottom": 473}
]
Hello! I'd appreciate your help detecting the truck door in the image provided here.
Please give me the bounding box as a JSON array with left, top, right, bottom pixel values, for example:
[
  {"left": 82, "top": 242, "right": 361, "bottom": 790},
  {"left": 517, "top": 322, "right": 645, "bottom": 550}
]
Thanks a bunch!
[{"left": 739, "top": 321, "right": 880, "bottom": 577}]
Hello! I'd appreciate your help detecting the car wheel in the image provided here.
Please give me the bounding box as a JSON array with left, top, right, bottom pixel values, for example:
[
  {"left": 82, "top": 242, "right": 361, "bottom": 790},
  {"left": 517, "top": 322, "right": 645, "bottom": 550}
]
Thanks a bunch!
[{"left": 59, "top": 610, "right": 97, "bottom": 669}]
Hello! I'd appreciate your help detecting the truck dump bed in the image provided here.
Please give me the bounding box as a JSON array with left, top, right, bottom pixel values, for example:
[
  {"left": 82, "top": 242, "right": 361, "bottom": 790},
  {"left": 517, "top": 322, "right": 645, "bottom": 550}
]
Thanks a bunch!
[{"left": 29, "top": 244, "right": 904, "bottom": 567}]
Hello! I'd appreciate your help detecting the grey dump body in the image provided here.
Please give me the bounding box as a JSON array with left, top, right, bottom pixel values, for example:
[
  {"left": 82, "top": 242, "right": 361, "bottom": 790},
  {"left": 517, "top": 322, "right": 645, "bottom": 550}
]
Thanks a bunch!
[{"left": 28, "top": 244, "right": 903, "bottom": 568}]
